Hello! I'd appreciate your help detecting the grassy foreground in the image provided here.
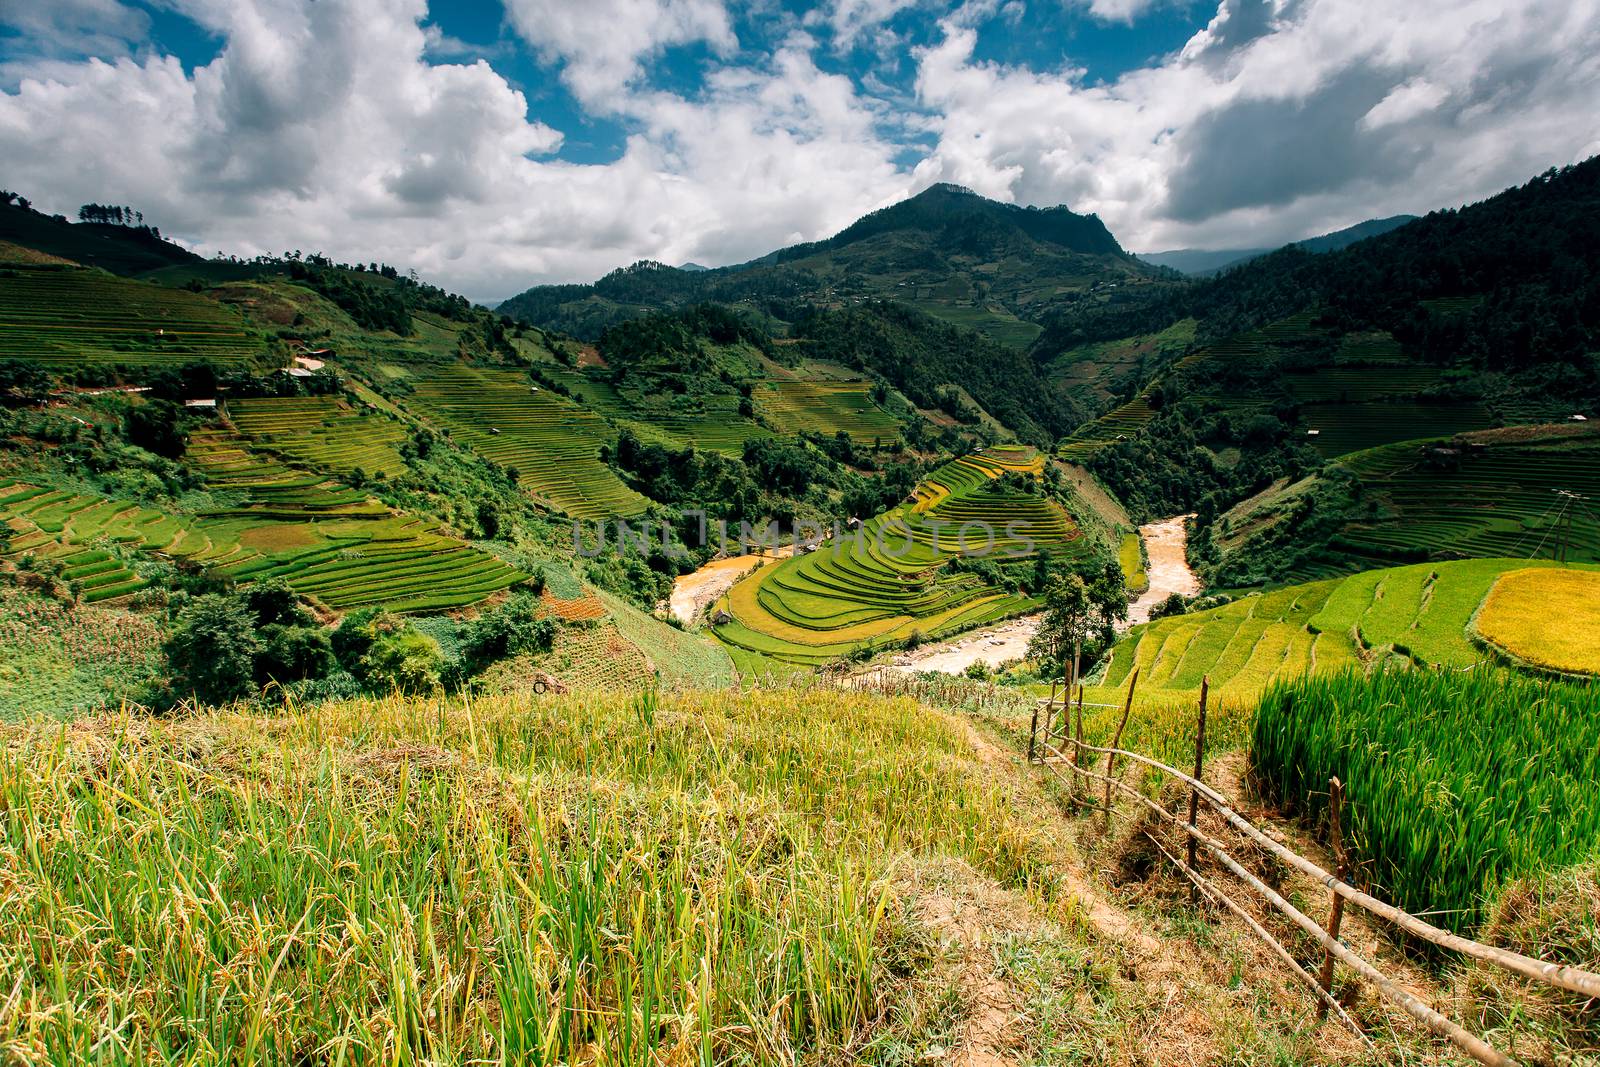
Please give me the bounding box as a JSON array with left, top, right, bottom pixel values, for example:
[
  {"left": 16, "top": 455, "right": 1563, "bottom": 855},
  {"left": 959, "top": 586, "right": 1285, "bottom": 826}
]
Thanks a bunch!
[{"left": 0, "top": 687, "right": 1054, "bottom": 1063}]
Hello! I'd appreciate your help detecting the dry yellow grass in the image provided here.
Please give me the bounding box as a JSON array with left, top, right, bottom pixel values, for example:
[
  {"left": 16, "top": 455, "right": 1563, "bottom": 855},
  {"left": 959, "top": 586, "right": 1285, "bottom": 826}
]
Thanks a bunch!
[{"left": 1474, "top": 567, "right": 1600, "bottom": 675}]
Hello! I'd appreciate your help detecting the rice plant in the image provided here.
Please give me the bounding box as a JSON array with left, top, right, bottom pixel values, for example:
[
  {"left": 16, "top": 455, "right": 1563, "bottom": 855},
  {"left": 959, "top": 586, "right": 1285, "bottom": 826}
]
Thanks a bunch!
[
  {"left": 1249, "top": 667, "right": 1600, "bottom": 934},
  {"left": 0, "top": 686, "right": 1055, "bottom": 1062}
]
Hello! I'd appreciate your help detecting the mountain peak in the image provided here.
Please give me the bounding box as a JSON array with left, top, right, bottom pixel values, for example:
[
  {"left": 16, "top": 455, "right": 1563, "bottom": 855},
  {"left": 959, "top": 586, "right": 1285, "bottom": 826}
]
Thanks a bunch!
[{"left": 819, "top": 184, "right": 1125, "bottom": 258}]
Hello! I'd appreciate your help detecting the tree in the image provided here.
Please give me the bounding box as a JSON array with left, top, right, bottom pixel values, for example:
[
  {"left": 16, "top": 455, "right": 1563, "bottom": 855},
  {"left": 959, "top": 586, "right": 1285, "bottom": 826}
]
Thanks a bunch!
[
  {"left": 0, "top": 360, "right": 54, "bottom": 406},
  {"left": 163, "top": 595, "right": 261, "bottom": 705},
  {"left": 256, "top": 625, "right": 335, "bottom": 684},
  {"left": 245, "top": 576, "right": 313, "bottom": 627},
  {"left": 1027, "top": 562, "right": 1128, "bottom": 685},
  {"left": 1027, "top": 572, "right": 1092, "bottom": 685},
  {"left": 459, "top": 594, "right": 555, "bottom": 674},
  {"left": 124, "top": 399, "right": 185, "bottom": 458}
]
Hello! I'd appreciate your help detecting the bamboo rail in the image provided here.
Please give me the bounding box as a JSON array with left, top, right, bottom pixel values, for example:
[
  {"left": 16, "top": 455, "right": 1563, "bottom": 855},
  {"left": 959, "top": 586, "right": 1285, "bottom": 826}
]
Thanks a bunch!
[
  {"left": 1027, "top": 676, "right": 1600, "bottom": 1067},
  {"left": 1060, "top": 734, "right": 1600, "bottom": 999}
]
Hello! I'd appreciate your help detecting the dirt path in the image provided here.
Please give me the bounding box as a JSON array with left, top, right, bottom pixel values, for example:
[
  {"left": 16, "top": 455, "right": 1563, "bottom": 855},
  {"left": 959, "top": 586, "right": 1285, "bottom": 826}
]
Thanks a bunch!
[
  {"left": 1127, "top": 514, "right": 1202, "bottom": 625},
  {"left": 667, "top": 548, "right": 793, "bottom": 625},
  {"left": 889, "top": 515, "right": 1202, "bottom": 676}
]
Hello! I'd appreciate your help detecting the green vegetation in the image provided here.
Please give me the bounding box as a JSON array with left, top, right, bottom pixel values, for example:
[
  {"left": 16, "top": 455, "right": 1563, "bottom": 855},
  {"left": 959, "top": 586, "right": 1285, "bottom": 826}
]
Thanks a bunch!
[
  {"left": 1202, "top": 424, "right": 1600, "bottom": 585},
  {"left": 714, "top": 447, "right": 1105, "bottom": 664},
  {"left": 1250, "top": 669, "right": 1600, "bottom": 934},
  {"left": 226, "top": 396, "right": 408, "bottom": 478},
  {"left": 755, "top": 378, "right": 900, "bottom": 442},
  {"left": 0, "top": 686, "right": 1063, "bottom": 1060},
  {"left": 408, "top": 364, "right": 650, "bottom": 519},
  {"left": 0, "top": 265, "right": 266, "bottom": 366},
  {"left": 1091, "top": 558, "right": 1595, "bottom": 702},
  {"left": 0, "top": 471, "right": 528, "bottom": 615},
  {"left": 1117, "top": 530, "right": 1146, "bottom": 593},
  {"left": 0, "top": 585, "right": 163, "bottom": 716}
]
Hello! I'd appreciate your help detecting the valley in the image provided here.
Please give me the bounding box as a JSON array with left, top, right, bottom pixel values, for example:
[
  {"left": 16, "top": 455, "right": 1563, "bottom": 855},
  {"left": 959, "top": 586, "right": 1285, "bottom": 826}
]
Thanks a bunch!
[{"left": 1, "top": 153, "right": 1599, "bottom": 1064}]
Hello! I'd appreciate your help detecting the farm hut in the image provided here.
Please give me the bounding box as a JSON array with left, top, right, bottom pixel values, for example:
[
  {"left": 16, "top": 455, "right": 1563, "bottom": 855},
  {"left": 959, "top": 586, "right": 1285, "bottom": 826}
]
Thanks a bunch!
[
  {"left": 712, "top": 610, "right": 733, "bottom": 625},
  {"left": 1572, "top": 414, "right": 1589, "bottom": 421},
  {"left": 183, "top": 398, "right": 217, "bottom": 409},
  {"left": 846, "top": 516, "right": 863, "bottom": 531}
]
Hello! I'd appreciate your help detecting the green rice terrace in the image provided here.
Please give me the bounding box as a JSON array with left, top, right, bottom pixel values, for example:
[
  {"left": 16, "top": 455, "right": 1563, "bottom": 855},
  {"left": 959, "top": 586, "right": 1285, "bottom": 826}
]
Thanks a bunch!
[
  {"left": 538, "top": 363, "right": 773, "bottom": 454},
  {"left": 755, "top": 379, "right": 902, "bottom": 442},
  {"left": 1089, "top": 557, "right": 1598, "bottom": 705},
  {"left": 0, "top": 265, "right": 264, "bottom": 365},
  {"left": 408, "top": 364, "right": 650, "bottom": 519},
  {"left": 0, "top": 466, "right": 527, "bottom": 612},
  {"left": 1215, "top": 423, "right": 1600, "bottom": 582},
  {"left": 225, "top": 396, "right": 408, "bottom": 478},
  {"left": 712, "top": 446, "right": 1095, "bottom": 664}
]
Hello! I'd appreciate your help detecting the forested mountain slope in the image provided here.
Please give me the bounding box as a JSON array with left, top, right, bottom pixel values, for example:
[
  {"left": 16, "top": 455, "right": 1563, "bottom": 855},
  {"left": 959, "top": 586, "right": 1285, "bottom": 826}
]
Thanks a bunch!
[{"left": 498, "top": 183, "right": 1166, "bottom": 346}]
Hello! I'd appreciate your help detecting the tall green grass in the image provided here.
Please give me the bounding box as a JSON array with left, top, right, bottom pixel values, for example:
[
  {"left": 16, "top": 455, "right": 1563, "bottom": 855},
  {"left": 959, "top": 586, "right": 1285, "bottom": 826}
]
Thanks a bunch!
[
  {"left": 1250, "top": 668, "right": 1600, "bottom": 934},
  {"left": 0, "top": 687, "right": 1054, "bottom": 1062}
]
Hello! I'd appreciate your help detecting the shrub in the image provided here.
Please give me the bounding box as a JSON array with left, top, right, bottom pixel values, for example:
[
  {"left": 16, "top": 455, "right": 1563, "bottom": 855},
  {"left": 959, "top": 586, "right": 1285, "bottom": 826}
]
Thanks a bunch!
[
  {"left": 361, "top": 627, "right": 444, "bottom": 694},
  {"left": 163, "top": 594, "right": 260, "bottom": 705}
]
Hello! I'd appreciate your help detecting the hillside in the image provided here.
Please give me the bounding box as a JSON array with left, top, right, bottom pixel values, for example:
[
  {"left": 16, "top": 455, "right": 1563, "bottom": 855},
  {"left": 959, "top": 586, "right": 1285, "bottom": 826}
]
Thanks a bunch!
[
  {"left": 713, "top": 446, "right": 1114, "bottom": 667},
  {"left": 0, "top": 198, "right": 201, "bottom": 276},
  {"left": 498, "top": 183, "right": 1165, "bottom": 348},
  {"left": 1041, "top": 159, "right": 1600, "bottom": 540},
  {"left": 1089, "top": 557, "right": 1599, "bottom": 707},
  {"left": 1198, "top": 423, "right": 1600, "bottom": 586}
]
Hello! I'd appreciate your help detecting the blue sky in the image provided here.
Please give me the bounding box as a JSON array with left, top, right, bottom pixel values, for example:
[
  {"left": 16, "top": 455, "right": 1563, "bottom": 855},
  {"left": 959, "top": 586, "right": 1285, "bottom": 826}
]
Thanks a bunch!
[{"left": 2, "top": 1, "right": 1598, "bottom": 300}]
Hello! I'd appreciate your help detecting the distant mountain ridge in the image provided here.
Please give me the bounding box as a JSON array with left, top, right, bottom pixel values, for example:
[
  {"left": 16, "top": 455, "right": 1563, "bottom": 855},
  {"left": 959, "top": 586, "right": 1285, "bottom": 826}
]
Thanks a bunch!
[
  {"left": 1138, "top": 214, "right": 1418, "bottom": 276},
  {"left": 498, "top": 183, "right": 1160, "bottom": 345}
]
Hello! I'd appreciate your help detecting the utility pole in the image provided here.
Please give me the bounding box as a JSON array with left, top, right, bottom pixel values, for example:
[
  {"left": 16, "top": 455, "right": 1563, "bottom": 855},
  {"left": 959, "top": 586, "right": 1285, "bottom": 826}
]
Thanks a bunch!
[{"left": 1553, "top": 490, "right": 1584, "bottom": 564}]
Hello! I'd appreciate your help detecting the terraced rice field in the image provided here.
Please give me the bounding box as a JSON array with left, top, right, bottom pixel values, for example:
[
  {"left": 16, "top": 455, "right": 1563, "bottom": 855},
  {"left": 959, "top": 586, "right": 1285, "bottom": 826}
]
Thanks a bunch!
[
  {"left": 755, "top": 380, "right": 900, "bottom": 443},
  {"left": 226, "top": 397, "right": 408, "bottom": 477},
  {"left": 1280, "top": 366, "right": 1444, "bottom": 403},
  {"left": 1299, "top": 401, "right": 1494, "bottom": 457},
  {"left": 713, "top": 446, "right": 1092, "bottom": 664},
  {"left": 541, "top": 366, "right": 771, "bottom": 454},
  {"left": 1471, "top": 567, "right": 1600, "bottom": 675},
  {"left": 1057, "top": 397, "right": 1156, "bottom": 459},
  {"left": 1092, "top": 558, "right": 1592, "bottom": 701},
  {"left": 1336, "top": 427, "right": 1600, "bottom": 563},
  {"left": 0, "top": 474, "right": 526, "bottom": 613},
  {"left": 408, "top": 365, "right": 649, "bottom": 519},
  {"left": 0, "top": 266, "right": 263, "bottom": 365}
]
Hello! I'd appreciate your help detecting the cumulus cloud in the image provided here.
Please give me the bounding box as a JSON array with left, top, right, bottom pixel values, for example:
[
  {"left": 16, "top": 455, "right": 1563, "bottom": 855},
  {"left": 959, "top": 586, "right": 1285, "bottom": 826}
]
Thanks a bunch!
[
  {"left": 913, "top": 0, "right": 1600, "bottom": 251},
  {"left": 1, "top": 0, "right": 1597, "bottom": 298},
  {"left": 0, "top": 0, "right": 911, "bottom": 299},
  {"left": 1077, "top": 0, "right": 1163, "bottom": 23},
  {"left": 502, "top": 0, "right": 737, "bottom": 106}
]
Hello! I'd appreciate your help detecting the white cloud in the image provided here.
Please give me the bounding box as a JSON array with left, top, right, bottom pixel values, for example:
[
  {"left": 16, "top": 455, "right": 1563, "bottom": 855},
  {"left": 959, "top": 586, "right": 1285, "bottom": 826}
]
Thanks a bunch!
[
  {"left": 0, "top": 0, "right": 911, "bottom": 300},
  {"left": 818, "top": 0, "right": 928, "bottom": 47},
  {"left": 913, "top": 0, "right": 1600, "bottom": 252},
  {"left": 1, "top": 0, "right": 1597, "bottom": 300},
  {"left": 501, "top": 0, "right": 737, "bottom": 107},
  {"left": 1078, "top": 0, "right": 1161, "bottom": 23},
  {"left": 1359, "top": 77, "right": 1448, "bottom": 130}
]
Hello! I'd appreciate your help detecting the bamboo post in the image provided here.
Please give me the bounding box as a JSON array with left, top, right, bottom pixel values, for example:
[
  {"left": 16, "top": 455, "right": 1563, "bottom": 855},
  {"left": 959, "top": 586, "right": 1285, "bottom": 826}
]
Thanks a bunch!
[
  {"left": 1187, "top": 676, "right": 1210, "bottom": 902},
  {"left": 1074, "top": 683, "right": 1085, "bottom": 782},
  {"left": 1318, "top": 777, "right": 1349, "bottom": 1019},
  {"left": 1028, "top": 701, "right": 1039, "bottom": 763},
  {"left": 1103, "top": 668, "right": 1140, "bottom": 823}
]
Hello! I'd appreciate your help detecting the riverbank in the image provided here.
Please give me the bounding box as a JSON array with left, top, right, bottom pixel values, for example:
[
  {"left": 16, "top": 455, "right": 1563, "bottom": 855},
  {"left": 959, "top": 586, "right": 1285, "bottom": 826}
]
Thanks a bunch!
[{"left": 889, "top": 515, "right": 1201, "bottom": 676}]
